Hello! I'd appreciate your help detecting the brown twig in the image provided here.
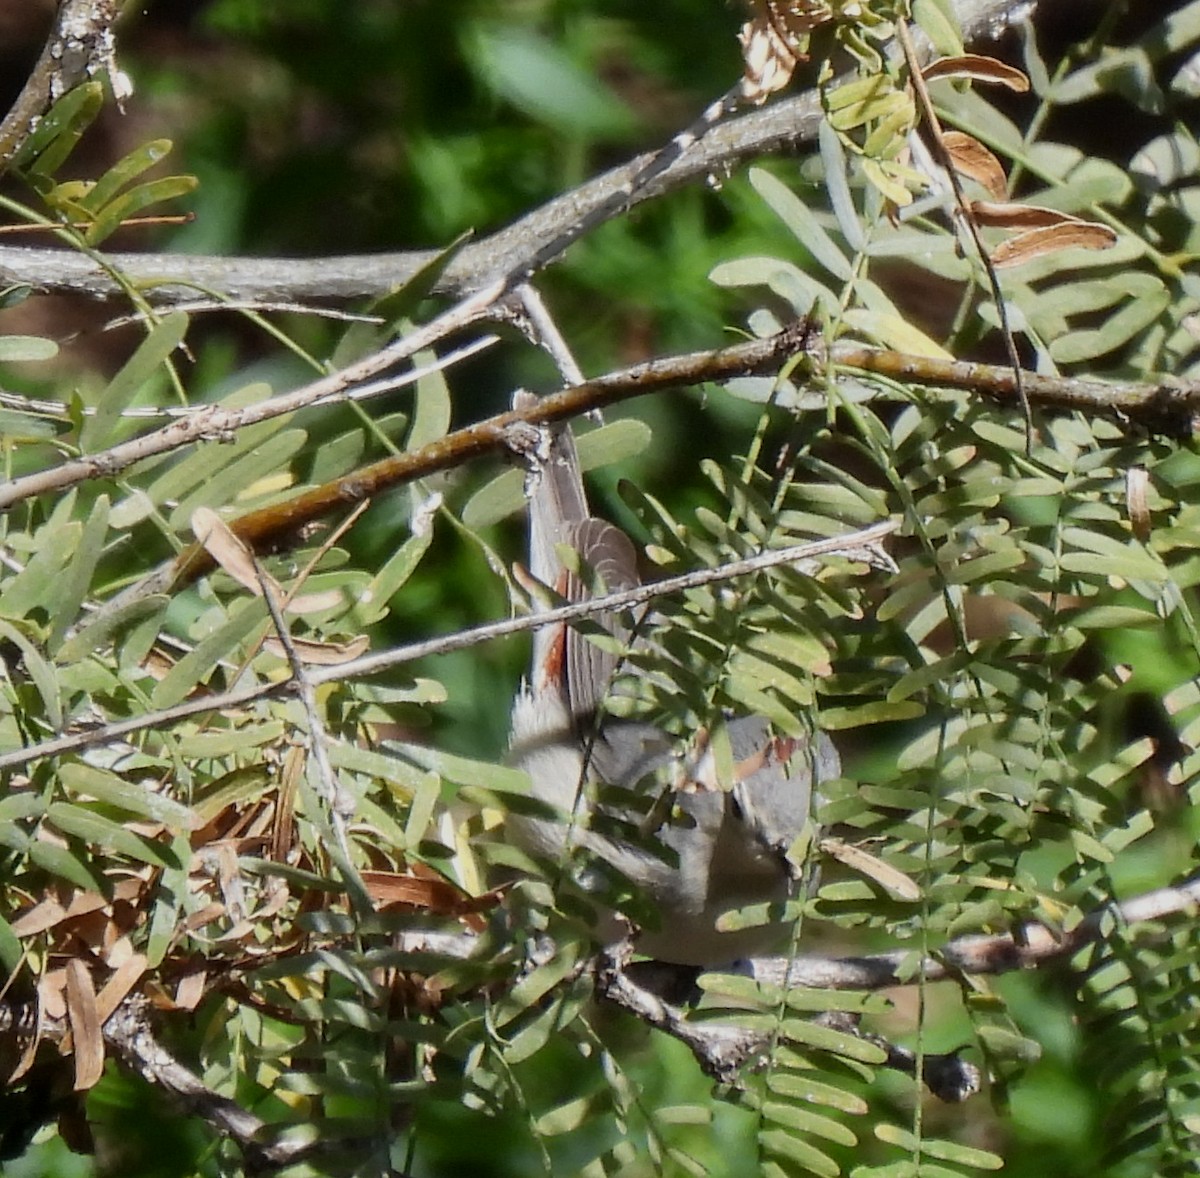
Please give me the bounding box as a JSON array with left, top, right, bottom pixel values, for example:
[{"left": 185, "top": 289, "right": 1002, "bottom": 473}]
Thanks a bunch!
[
  {"left": 829, "top": 341, "right": 1200, "bottom": 434},
  {"left": 66, "top": 321, "right": 814, "bottom": 624},
  {"left": 6, "top": 870, "right": 1195, "bottom": 1148}
]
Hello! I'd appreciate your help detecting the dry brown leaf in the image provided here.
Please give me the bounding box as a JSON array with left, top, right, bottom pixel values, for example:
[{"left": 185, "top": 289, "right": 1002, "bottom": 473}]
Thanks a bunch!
[
  {"left": 820, "top": 837, "right": 922, "bottom": 901},
  {"left": 991, "top": 221, "right": 1118, "bottom": 267},
  {"left": 923, "top": 54, "right": 1030, "bottom": 92},
  {"left": 262, "top": 633, "right": 370, "bottom": 665},
  {"left": 184, "top": 902, "right": 226, "bottom": 931},
  {"left": 271, "top": 744, "right": 304, "bottom": 863},
  {"left": 361, "top": 870, "right": 503, "bottom": 921},
  {"left": 739, "top": 1, "right": 832, "bottom": 103},
  {"left": 192, "top": 506, "right": 273, "bottom": 598},
  {"left": 102, "top": 934, "right": 136, "bottom": 971},
  {"left": 38, "top": 968, "right": 67, "bottom": 1021},
  {"left": 7, "top": 1013, "right": 43, "bottom": 1084},
  {"left": 361, "top": 870, "right": 467, "bottom": 912},
  {"left": 175, "top": 969, "right": 207, "bottom": 1012},
  {"left": 969, "top": 200, "right": 1086, "bottom": 229},
  {"left": 942, "top": 131, "right": 1007, "bottom": 200},
  {"left": 11, "top": 892, "right": 100, "bottom": 938},
  {"left": 1127, "top": 467, "right": 1151, "bottom": 542},
  {"left": 94, "top": 953, "right": 147, "bottom": 1023},
  {"left": 65, "top": 958, "right": 105, "bottom": 1091}
]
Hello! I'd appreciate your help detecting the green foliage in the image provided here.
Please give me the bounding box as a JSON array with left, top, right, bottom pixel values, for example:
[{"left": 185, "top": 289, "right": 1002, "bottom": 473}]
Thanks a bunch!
[{"left": 3, "top": 2, "right": 1200, "bottom": 1177}]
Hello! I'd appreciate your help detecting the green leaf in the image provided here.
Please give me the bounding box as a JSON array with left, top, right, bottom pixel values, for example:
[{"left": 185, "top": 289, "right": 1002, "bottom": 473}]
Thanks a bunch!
[
  {"left": 0, "top": 619, "right": 63, "bottom": 730},
  {"left": 57, "top": 593, "right": 167, "bottom": 664},
  {"left": 761, "top": 1102, "right": 858, "bottom": 1147},
  {"left": 533, "top": 1096, "right": 591, "bottom": 1137},
  {"left": 759, "top": 1128, "right": 840, "bottom": 1177},
  {"left": 173, "top": 723, "right": 287, "bottom": 760},
  {"left": 1050, "top": 285, "right": 1171, "bottom": 364},
  {"left": 109, "top": 390, "right": 284, "bottom": 528},
  {"left": 913, "top": 0, "right": 964, "bottom": 55},
  {"left": 59, "top": 762, "right": 198, "bottom": 829},
  {"left": 874, "top": 1124, "right": 1003, "bottom": 1169},
  {"left": 85, "top": 174, "right": 199, "bottom": 246},
  {"left": 369, "top": 232, "right": 472, "bottom": 328},
  {"left": 166, "top": 427, "right": 307, "bottom": 527},
  {"left": 14, "top": 81, "right": 104, "bottom": 175},
  {"left": 406, "top": 345, "right": 452, "bottom": 450},
  {"left": 464, "top": 22, "right": 635, "bottom": 137},
  {"left": 750, "top": 168, "right": 852, "bottom": 281},
  {"left": 0, "top": 913, "right": 22, "bottom": 972},
  {"left": 146, "top": 861, "right": 189, "bottom": 969},
  {"left": 79, "top": 138, "right": 174, "bottom": 213},
  {"left": 48, "top": 495, "right": 110, "bottom": 649},
  {"left": 1059, "top": 527, "right": 1166, "bottom": 583},
  {"left": 327, "top": 740, "right": 429, "bottom": 798},
  {"left": 150, "top": 597, "right": 269, "bottom": 708},
  {"left": 0, "top": 521, "right": 79, "bottom": 622},
  {"left": 46, "top": 801, "right": 177, "bottom": 867},
  {"left": 350, "top": 531, "right": 433, "bottom": 626},
  {"left": 81, "top": 312, "right": 190, "bottom": 451},
  {"left": 27, "top": 838, "right": 102, "bottom": 891},
  {"left": 766, "top": 1071, "right": 869, "bottom": 1114},
  {"left": 0, "top": 335, "right": 59, "bottom": 362}
]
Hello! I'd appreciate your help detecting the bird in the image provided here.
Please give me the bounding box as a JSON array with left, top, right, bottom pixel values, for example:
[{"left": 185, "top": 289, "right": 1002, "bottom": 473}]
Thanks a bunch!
[{"left": 507, "top": 415, "right": 839, "bottom": 968}]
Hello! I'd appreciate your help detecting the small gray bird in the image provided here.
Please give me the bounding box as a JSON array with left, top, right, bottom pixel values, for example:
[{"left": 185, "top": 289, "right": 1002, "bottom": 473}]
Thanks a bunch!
[{"left": 509, "top": 419, "right": 838, "bottom": 967}]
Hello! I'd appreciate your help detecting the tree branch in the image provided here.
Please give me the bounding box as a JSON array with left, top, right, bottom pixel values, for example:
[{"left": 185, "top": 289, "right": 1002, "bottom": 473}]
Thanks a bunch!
[
  {"left": 750, "top": 872, "right": 1200, "bottom": 990},
  {"left": 0, "top": 0, "right": 1038, "bottom": 306},
  {"left": 35, "top": 320, "right": 815, "bottom": 626},
  {"left": 0, "top": 519, "right": 897, "bottom": 773},
  {"left": 0, "top": 0, "right": 123, "bottom": 172}
]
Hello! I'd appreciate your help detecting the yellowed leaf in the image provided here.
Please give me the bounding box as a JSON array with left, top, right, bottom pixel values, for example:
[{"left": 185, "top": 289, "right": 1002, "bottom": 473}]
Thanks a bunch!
[
  {"left": 923, "top": 53, "right": 1030, "bottom": 92},
  {"left": 1126, "top": 466, "right": 1151, "bottom": 542},
  {"left": 820, "top": 837, "right": 922, "bottom": 901},
  {"left": 942, "top": 131, "right": 1007, "bottom": 199}
]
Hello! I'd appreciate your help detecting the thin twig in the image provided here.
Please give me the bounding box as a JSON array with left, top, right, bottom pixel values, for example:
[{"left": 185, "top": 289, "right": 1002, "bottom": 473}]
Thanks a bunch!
[
  {"left": 897, "top": 16, "right": 1031, "bottom": 441},
  {"left": 101, "top": 997, "right": 342, "bottom": 1172},
  {"left": 254, "top": 560, "right": 354, "bottom": 860},
  {"left": 0, "top": 519, "right": 897, "bottom": 772},
  {"left": 0, "top": 288, "right": 502, "bottom": 512},
  {"left": 515, "top": 285, "right": 587, "bottom": 386},
  {"left": 0, "top": 333, "right": 494, "bottom": 423},
  {"left": 750, "top": 871, "right": 1200, "bottom": 990},
  {"left": 75, "top": 321, "right": 815, "bottom": 625}
]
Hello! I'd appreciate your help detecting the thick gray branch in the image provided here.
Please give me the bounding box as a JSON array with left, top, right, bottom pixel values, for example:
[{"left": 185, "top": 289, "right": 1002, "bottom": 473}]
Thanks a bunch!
[{"left": 0, "top": 0, "right": 1038, "bottom": 306}]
